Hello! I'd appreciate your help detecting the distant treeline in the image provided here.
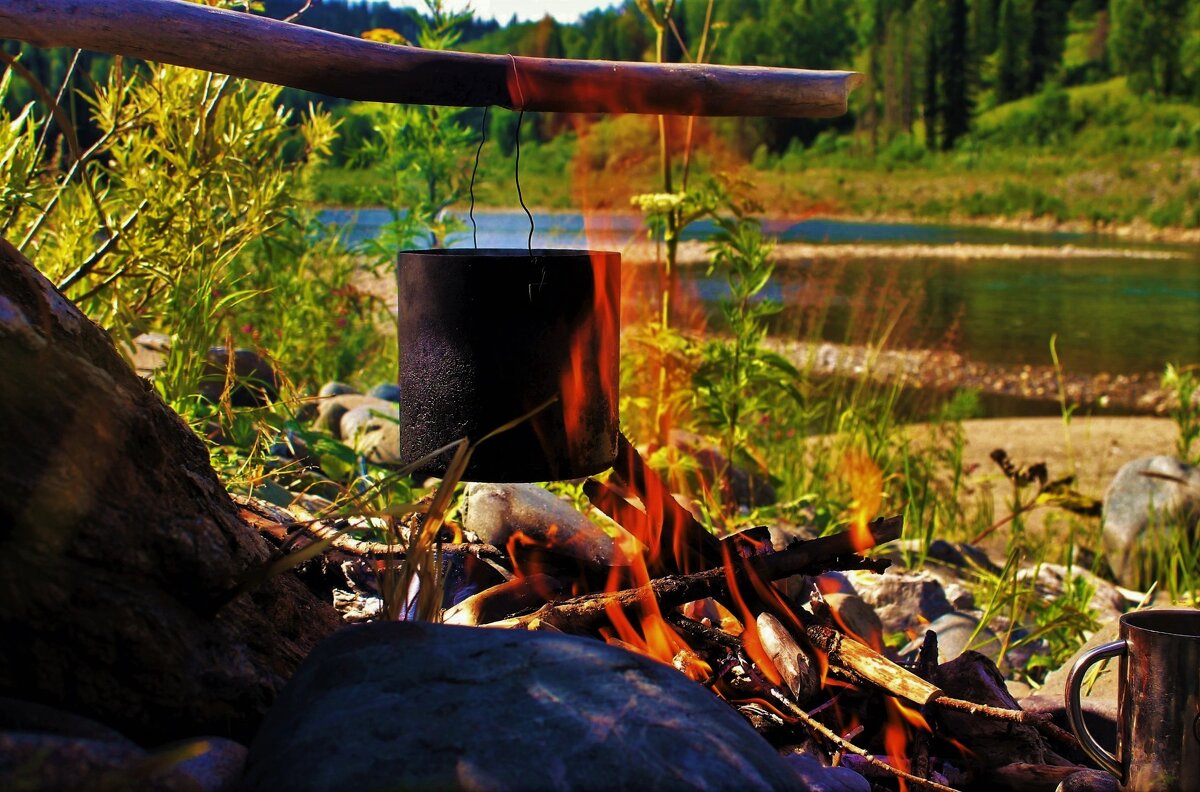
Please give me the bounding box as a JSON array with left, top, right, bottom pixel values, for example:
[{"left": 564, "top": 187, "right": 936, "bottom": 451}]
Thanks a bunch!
[
  {"left": 3, "top": 0, "right": 1197, "bottom": 155},
  {"left": 460, "top": 0, "right": 1199, "bottom": 152}
]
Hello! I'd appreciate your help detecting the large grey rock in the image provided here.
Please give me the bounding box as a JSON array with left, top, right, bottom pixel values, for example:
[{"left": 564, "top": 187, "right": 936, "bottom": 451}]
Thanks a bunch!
[
  {"left": 0, "top": 241, "right": 342, "bottom": 744},
  {"left": 242, "top": 622, "right": 807, "bottom": 791},
  {"left": 463, "top": 483, "right": 635, "bottom": 567},
  {"left": 899, "top": 612, "right": 1000, "bottom": 663},
  {"left": 1102, "top": 456, "right": 1200, "bottom": 587},
  {"left": 845, "top": 569, "right": 952, "bottom": 635}
]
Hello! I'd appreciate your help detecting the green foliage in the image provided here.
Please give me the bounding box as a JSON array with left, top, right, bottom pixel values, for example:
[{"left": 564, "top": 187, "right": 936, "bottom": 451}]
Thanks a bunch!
[
  {"left": 0, "top": 27, "right": 395, "bottom": 487},
  {"left": 1163, "top": 363, "right": 1200, "bottom": 465},
  {"left": 1109, "top": 0, "right": 1195, "bottom": 98},
  {"left": 4, "top": 61, "right": 297, "bottom": 404},
  {"left": 354, "top": 2, "right": 478, "bottom": 254},
  {"left": 691, "top": 216, "right": 806, "bottom": 498}
]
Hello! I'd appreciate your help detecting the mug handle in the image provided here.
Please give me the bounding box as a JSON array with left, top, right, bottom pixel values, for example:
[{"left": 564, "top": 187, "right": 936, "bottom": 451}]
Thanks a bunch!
[{"left": 1065, "top": 639, "right": 1126, "bottom": 779}]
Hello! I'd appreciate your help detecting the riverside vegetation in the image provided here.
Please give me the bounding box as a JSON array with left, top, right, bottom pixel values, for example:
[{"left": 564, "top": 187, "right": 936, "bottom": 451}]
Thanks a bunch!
[{"left": 1, "top": 0, "right": 1198, "bottom": 683}]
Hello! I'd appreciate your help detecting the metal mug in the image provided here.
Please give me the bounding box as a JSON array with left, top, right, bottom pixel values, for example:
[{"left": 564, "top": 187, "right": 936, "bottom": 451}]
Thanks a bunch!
[{"left": 1065, "top": 609, "right": 1200, "bottom": 790}]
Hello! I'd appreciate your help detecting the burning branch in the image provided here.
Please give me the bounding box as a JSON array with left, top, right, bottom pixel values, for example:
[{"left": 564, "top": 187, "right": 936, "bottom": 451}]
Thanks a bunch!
[
  {"left": 0, "top": 0, "right": 863, "bottom": 118},
  {"left": 495, "top": 515, "right": 901, "bottom": 632},
  {"left": 804, "top": 624, "right": 1079, "bottom": 749}
]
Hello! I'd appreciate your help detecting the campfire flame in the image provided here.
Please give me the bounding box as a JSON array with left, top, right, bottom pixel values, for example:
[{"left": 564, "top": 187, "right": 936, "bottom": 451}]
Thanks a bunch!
[
  {"left": 558, "top": 250, "right": 619, "bottom": 465},
  {"left": 473, "top": 83, "right": 945, "bottom": 787},
  {"left": 599, "top": 535, "right": 711, "bottom": 682},
  {"left": 840, "top": 449, "right": 884, "bottom": 553}
]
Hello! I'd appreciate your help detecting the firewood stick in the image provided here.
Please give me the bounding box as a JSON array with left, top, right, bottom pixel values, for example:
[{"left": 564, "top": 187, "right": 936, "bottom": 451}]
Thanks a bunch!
[
  {"left": 765, "top": 688, "right": 960, "bottom": 792},
  {"left": 0, "top": 0, "right": 862, "bottom": 117},
  {"left": 910, "top": 630, "right": 939, "bottom": 781},
  {"left": 929, "top": 696, "right": 1079, "bottom": 748},
  {"left": 500, "top": 516, "right": 901, "bottom": 631},
  {"left": 666, "top": 615, "right": 957, "bottom": 791},
  {"left": 236, "top": 497, "right": 509, "bottom": 566},
  {"left": 805, "top": 623, "right": 1081, "bottom": 748},
  {"left": 805, "top": 624, "right": 944, "bottom": 705}
]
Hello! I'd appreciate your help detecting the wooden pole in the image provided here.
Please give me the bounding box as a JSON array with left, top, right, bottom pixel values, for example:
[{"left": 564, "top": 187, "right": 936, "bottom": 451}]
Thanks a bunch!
[{"left": 0, "top": 0, "right": 862, "bottom": 117}]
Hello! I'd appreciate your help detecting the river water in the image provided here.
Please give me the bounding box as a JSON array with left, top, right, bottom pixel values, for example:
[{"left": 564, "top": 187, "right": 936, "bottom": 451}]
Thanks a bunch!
[{"left": 322, "top": 208, "right": 1200, "bottom": 376}]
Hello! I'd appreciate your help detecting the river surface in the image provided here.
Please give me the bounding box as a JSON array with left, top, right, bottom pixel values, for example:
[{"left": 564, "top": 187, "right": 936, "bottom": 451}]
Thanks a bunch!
[{"left": 322, "top": 208, "right": 1200, "bottom": 376}]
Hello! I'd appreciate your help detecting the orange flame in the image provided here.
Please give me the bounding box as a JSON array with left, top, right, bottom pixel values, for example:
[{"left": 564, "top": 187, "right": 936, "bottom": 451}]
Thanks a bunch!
[
  {"left": 599, "top": 543, "right": 710, "bottom": 682},
  {"left": 881, "top": 697, "right": 932, "bottom": 791},
  {"left": 559, "top": 250, "right": 620, "bottom": 462},
  {"left": 839, "top": 449, "right": 883, "bottom": 552},
  {"left": 719, "top": 544, "right": 782, "bottom": 687}
]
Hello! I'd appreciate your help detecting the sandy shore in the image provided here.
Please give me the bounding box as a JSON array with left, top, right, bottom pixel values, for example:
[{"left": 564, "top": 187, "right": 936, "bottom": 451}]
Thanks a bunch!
[
  {"left": 913, "top": 415, "right": 1179, "bottom": 546},
  {"left": 953, "top": 415, "right": 1176, "bottom": 499},
  {"left": 621, "top": 238, "right": 1193, "bottom": 266}
]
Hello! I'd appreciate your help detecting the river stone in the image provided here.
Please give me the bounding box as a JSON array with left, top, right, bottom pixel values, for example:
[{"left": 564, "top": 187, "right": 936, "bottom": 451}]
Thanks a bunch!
[
  {"left": 781, "top": 753, "right": 870, "bottom": 792},
  {"left": 898, "top": 612, "right": 1000, "bottom": 663},
  {"left": 353, "top": 419, "right": 402, "bottom": 467},
  {"left": 317, "top": 381, "right": 357, "bottom": 399},
  {"left": 170, "top": 737, "right": 248, "bottom": 792},
  {"left": 241, "top": 622, "right": 806, "bottom": 791},
  {"left": 1055, "top": 769, "right": 1117, "bottom": 792},
  {"left": 313, "top": 394, "right": 393, "bottom": 439},
  {"left": 462, "top": 483, "right": 635, "bottom": 567},
  {"left": 0, "top": 732, "right": 249, "bottom": 791},
  {"left": 1102, "top": 456, "right": 1200, "bottom": 588},
  {"left": 340, "top": 400, "right": 400, "bottom": 444},
  {"left": 845, "top": 569, "right": 952, "bottom": 636},
  {"left": 668, "top": 430, "right": 777, "bottom": 508},
  {"left": 366, "top": 382, "right": 401, "bottom": 403}
]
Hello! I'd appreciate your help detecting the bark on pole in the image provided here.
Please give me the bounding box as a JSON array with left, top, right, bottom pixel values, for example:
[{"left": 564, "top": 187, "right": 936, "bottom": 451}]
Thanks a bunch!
[
  {"left": 0, "top": 0, "right": 863, "bottom": 117},
  {"left": 0, "top": 238, "right": 342, "bottom": 743}
]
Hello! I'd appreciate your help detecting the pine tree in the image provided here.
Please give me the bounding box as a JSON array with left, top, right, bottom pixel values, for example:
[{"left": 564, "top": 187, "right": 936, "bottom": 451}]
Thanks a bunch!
[
  {"left": 995, "top": 0, "right": 1028, "bottom": 102},
  {"left": 1110, "top": 0, "right": 1191, "bottom": 97},
  {"left": 970, "top": 0, "right": 1001, "bottom": 55},
  {"left": 941, "top": 0, "right": 972, "bottom": 148},
  {"left": 922, "top": 3, "right": 940, "bottom": 150},
  {"left": 1027, "top": 0, "right": 1070, "bottom": 92}
]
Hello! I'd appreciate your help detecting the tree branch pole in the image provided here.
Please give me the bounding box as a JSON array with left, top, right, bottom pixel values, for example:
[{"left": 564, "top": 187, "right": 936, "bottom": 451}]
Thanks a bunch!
[{"left": 0, "top": 0, "right": 862, "bottom": 117}]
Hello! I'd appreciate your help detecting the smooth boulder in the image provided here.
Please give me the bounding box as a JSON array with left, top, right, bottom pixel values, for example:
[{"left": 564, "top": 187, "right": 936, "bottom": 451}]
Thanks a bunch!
[
  {"left": 1101, "top": 456, "right": 1200, "bottom": 587},
  {"left": 242, "top": 621, "right": 809, "bottom": 791}
]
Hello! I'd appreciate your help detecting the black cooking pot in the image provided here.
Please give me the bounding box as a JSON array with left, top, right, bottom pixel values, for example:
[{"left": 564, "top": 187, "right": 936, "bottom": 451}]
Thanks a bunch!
[{"left": 397, "top": 248, "right": 620, "bottom": 482}]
